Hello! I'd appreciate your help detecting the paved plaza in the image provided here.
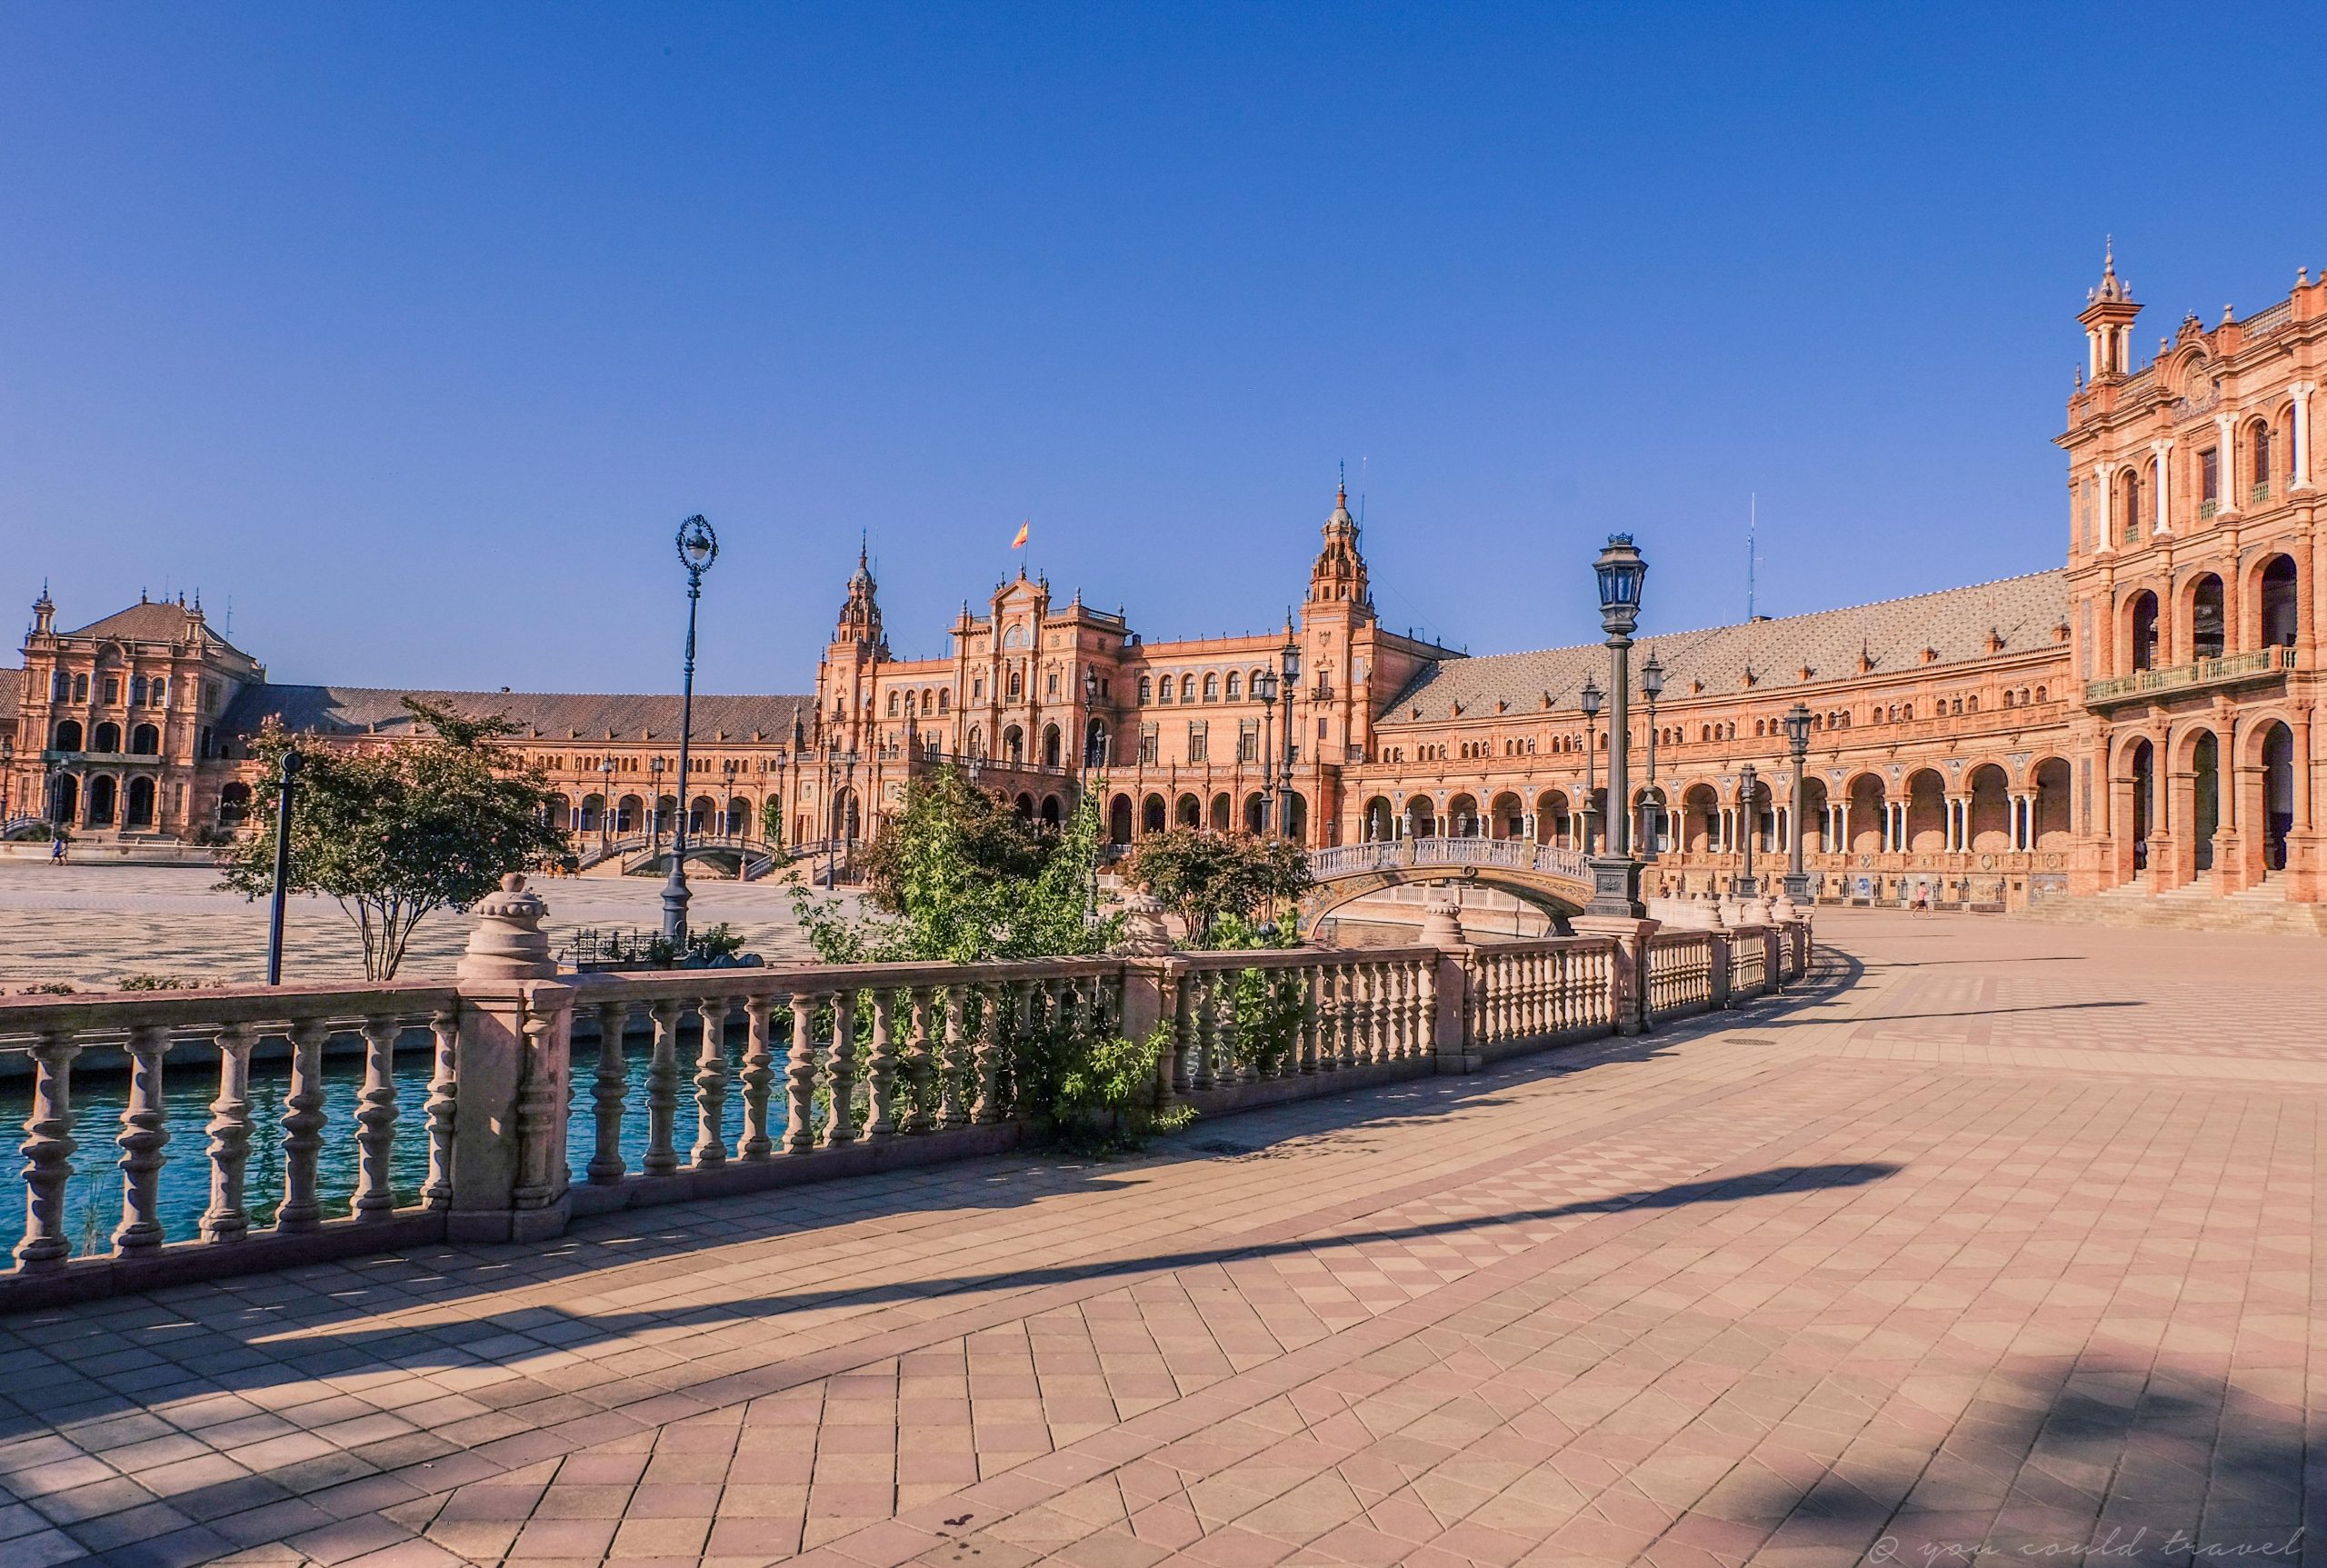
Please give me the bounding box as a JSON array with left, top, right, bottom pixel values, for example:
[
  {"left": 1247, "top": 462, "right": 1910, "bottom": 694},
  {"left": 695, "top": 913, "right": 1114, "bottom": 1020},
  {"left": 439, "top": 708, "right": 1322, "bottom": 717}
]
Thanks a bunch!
[
  {"left": 1, "top": 910, "right": 2322, "bottom": 1568},
  {"left": 0, "top": 867, "right": 825, "bottom": 990}
]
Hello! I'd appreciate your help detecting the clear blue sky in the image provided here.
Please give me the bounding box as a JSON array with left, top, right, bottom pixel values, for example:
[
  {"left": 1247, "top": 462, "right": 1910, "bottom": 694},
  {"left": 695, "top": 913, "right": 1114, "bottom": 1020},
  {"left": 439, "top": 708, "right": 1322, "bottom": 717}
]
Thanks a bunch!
[{"left": 5, "top": 5, "right": 2321, "bottom": 695}]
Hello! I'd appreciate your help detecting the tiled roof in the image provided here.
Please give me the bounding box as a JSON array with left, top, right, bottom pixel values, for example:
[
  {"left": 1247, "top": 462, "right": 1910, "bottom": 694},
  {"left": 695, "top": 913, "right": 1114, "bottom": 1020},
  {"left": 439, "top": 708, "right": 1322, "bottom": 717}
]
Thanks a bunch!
[
  {"left": 1377, "top": 570, "right": 2068, "bottom": 726},
  {"left": 0, "top": 668, "right": 20, "bottom": 719},
  {"left": 221, "top": 684, "right": 817, "bottom": 744},
  {"left": 63, "top": 601, "right": 248, "bottom": 656}
]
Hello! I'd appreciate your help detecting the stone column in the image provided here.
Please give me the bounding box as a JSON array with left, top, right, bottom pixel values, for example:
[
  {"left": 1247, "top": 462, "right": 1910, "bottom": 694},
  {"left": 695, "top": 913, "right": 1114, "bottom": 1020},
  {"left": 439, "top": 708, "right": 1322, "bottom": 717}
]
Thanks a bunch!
[
  {"left": 451, "top": 874, "right": 575, "bottom": 1243},
  {"left": 2153, "top": 439, "right": 2173, "bottom": 534},
  {"left": 2214, "top": 421, "right": 2239, "bottom": 519},
  {"left": 2293, "top": 384, "right": 2313, "bottom": 491}
]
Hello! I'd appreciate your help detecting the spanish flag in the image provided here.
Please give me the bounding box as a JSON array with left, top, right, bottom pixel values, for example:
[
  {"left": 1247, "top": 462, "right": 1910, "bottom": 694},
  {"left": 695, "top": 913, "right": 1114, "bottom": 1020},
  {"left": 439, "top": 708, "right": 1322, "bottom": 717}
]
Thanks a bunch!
[{"left": 1010, "top": 520, "right": 1029, "bottom": 549}]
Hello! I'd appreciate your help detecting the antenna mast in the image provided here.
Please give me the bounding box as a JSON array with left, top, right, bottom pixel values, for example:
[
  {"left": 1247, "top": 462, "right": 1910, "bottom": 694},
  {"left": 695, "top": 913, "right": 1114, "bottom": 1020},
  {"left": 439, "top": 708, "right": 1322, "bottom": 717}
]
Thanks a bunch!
[{"left": 1747, "top": 494, "right": 1757, "bottom": 620}]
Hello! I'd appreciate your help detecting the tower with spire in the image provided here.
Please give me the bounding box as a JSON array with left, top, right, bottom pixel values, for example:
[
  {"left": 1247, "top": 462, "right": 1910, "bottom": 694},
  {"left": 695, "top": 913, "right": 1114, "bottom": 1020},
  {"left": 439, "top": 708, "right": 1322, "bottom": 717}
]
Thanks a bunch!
[
  {"left": 1308, "top": 477, "right": 1372, "bottom": 607},
  {"left": 2080, "top": 241, "right": 2142, "bottom": 382}
]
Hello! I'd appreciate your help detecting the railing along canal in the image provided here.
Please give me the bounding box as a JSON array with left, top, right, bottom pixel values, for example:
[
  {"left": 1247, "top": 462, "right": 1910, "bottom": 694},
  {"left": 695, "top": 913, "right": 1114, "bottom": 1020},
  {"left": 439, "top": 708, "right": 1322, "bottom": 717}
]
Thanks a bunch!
[{"left": 0, "top": 877, "right": 1810, "bottom": 1308}]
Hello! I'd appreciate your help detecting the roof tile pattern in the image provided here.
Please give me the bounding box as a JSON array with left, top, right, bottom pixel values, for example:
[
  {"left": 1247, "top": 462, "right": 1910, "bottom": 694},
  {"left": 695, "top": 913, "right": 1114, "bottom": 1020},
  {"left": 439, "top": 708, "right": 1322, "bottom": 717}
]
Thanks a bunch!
[
  {"left": 63, "top": 601, "right": 247, "bottom": 655},
  {"left": 221, "top": 684, "right": 816, "bottom": 743},
  {"left": 1378, "top": 570, "right": 2066, "bottom": 724}
]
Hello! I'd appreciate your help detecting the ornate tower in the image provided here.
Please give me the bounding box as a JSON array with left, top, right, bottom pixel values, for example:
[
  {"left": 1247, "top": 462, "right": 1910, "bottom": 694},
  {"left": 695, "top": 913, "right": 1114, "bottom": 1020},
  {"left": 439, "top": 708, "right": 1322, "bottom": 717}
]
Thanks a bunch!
[
  {"left": 2079, "top": 243, "right": 2142, "bottom": 382},
  {"left": 1308, "top": 483, "right": 1371, "bottom": 606},
  {"left": 822, "top": 543, "right": 889, "bottom": 754}
]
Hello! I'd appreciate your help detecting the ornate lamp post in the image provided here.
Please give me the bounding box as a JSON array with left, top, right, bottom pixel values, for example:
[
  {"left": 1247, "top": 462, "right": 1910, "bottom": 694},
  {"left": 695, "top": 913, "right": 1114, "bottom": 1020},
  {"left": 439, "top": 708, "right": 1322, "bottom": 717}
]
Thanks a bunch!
[
  {"left": 1783, "top": 701, "right": 1813, "bottom": 905},
  {"left": 1, "top": 737, "right": 14, "bottom": 824},
  {"left": 1584, "top": 534, "right": 1648, "bottom": 918},
  {"left": 1736, "top": 762, "right": 1761, "bottom": 899},
  {"left": 1083, "top": 668, "right": 1104, "bottom": 767},
  {"left": 1277, "top": 632, "right": 1301, "bottom": 840},
  {"left": 661, "top": 514, "right": 718, "bottom": 949},
  {"left": 1578, "top": 675, "right": 1602, "bottom": 854},
  {"left": 1639, "top": 651, "right": 1665, "bottom": 859},
  {"left": 597, "top": 757, "right": 614, "bottom": 851},
  {"left": 1253, "top": 666, "right": 1278, "bottom": 833}
]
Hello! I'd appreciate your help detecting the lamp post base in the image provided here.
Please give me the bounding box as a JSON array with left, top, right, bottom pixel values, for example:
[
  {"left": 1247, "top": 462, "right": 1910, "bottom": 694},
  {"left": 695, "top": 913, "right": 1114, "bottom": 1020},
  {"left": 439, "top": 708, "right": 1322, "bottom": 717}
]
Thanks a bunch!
[
  {"left": 1583, "top": 854, "right": 1646, "bottom": 920},
  {"left": 1783, "top": 872, "right": 1811, "bottom": 904},
  {"left": 661, "top": 861, "right": 691, "bottom": 950},
  {"left": 1733, "top": 875, "right": 1759, "bottom": 900}
]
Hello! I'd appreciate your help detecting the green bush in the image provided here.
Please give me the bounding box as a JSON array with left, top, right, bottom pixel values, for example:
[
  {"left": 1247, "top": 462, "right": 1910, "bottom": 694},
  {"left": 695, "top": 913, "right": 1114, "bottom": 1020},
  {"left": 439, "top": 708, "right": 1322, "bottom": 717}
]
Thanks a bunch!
[{"left": 117, "top": 974, "right": 195, "bottom": 991}]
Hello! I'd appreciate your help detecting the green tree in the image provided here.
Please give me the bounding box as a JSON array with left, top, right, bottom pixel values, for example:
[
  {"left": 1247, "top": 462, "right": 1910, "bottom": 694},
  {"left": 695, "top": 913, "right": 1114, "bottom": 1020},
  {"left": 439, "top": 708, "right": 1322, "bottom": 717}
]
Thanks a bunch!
[
  {"left": 219, "top": 700, "right": 572, "bottom": 980},
  {"left": 1121, "top": 828, "right": 1313, "bottom": 945},
  {"left": 796, "top": 765, "right": 1118, "bottom": 964}
]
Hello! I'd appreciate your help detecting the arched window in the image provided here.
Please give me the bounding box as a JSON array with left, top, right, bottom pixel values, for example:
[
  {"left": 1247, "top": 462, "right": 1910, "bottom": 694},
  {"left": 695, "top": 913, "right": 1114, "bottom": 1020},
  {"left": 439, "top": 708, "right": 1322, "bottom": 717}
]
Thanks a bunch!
[
  {"left": 92, "top": 722, "right": 120, "bottom": 754},
  {"left": 2262, "top": 554, "right": 2299, "bottom": 647},
  {"left": 1157, "top": 675, "right": 1174, "bottom": 704},
  {"left": 887, "top": 692, "right": 900, "bottom": 716},
  {"left": 936, "top": 689, "right": 949, "bottom": 713},
  {"left": 72, "top": 674, "right": 87, "bottom": 703},
  {"left": 129, "top": 724, "right": 159, "bottom": 755},
  {"left": 1202, "top": 673, "right": 1218, "bottom": 702},
  {"left": 2129, "top": 592, "right": 2160, "bottom": 672},
  {"left": 53, "top": 719, "right": 83, "bottom": 751},
  {"left": 967, "top": 724, "right": 984, "bottom": 758},
  {"left": 130, "top": 675, "right": 145, "bottom": 705},
  {"left": 1137, "top": 675, "right": 1153, "bottom": 704},
  {"left": 2251, "top": 420, "right": 2274, "bottom": 498},
  {"left": 1225, "top": 672, "right": 1240, "bottom": 701},
  {"left": 1007, "top": 669, "right": 1023, "bottom": 699},
  {"left": 2192, "top": 574, "right": 2225, "bottom": 660},
  {"left": 1179, "top": 674, "right": 1194, "bottom": 704}
]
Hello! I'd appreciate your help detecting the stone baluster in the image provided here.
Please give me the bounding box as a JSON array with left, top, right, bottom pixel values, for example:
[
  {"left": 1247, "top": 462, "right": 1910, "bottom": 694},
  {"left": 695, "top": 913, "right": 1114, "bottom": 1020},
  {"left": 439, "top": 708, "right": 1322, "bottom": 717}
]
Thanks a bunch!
[
  {"left": 1297, "top": 969, "right": 1320, "bottom": 1074},
  {"left": 511, "top": 1000, "right": 563, "bottom": 1216},
  {"left": 15, "top": 1031, "right": 82, "bottom": 1270},
  {"left": 941, "top": 986, "right": 970, "bottom": 1127},
  {"left": 1373, "top": 963, "right": 1396, "bottom": 1061},
  {"left": 824, "top": 989, "right": 860, "bottom": 1145},
  {"left": 694, "top": 995, "right": 730, "bottom": 1168},
  {"left": 353, "top": 1014, "right": 402, "bottom": 1220},
  {"left": 902, "top": 988, "right": 934, "bottom": 1134},
  {"left": 1223, "top": 972, "right": 1252, "bottom": 1083},
  {"left": 112, "top": 1024, "right": 170, "bottom": 1255},
  {"left": 1170, "top": 975, "right": 1195, "bottom": 1094},
  {"left": 422, "top": 1009, "right": 457, "bottom": 1209},
  {"left": 644, "top": 1001, "right": 682, "bottom": 1177},
  {"left": 1338, "top": 964, "right": 1361, "bottom": 1068},
  {"left": 785, "top": 994, "right": 821, "bottom": 1153},
  {"left": 972, "top": 986, "right": 1004, "bottom": 1123},
  {"left": 1190, "top": 974, "right": 1219, "bottom": 1090},
  {"left": 1415, "top": 960, "right": 1439, "bottom": 1062},
  {"left": 588, "top": 1000, "right": 630, "bottom": 1183},
  {"left": 202, "top": 1023, "right": 257, "bottom": 1242},
  {"left": 864, "top": 988, "right": 898, "bottom": 1140},
  {"left": 1403, "top": 962, "right": 1424, "bottom": 1058},
  {"left": 713, "top": 994, "right": 764, "bottom": 1157},
  {"left": 275, "top": 1020, "right": 329, "bottom": 1233}
]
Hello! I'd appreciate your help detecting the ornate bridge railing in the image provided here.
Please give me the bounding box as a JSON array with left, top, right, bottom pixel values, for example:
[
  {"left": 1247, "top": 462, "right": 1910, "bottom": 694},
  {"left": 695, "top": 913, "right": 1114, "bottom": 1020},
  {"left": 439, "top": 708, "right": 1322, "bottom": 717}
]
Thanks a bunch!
[
  {"left": 1309, "top": 838, "right": 1592, "bottom": 884},
  {"left": 0, "top": 880, "right": 1808, "bottom": 1309}
]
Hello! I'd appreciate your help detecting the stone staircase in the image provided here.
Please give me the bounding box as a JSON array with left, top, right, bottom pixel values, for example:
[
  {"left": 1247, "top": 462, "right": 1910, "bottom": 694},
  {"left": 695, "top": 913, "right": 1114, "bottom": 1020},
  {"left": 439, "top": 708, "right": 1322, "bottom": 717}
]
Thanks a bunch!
[{"left": 2023, "top": 873, "right": 2327, "bottom": 935}]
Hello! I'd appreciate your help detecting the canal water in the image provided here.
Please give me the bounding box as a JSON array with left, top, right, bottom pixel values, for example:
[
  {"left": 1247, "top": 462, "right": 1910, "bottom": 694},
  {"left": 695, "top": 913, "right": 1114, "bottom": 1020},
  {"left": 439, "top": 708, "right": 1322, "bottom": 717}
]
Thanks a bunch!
[{"left": 0, "top": 1024, "right": 761, "bottom": 1261}]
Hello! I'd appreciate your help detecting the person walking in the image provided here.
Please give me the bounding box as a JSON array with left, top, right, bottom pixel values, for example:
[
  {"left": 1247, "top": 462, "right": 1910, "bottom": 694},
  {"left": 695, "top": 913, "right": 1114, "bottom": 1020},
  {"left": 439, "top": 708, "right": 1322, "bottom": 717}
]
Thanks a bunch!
[{"left": 49, "top": 834, "right": 67, "bottom": 867}]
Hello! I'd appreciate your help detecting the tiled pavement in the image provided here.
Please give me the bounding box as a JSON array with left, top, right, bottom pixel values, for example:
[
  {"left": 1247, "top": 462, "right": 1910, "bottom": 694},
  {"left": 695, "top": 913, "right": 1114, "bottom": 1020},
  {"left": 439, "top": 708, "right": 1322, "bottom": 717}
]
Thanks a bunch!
[
  {"left": 1, "top": 911, "right": 2321, "bottom": 1567},
  {"left": 0, "top": 866, "right": 824, "bottom": 988}
]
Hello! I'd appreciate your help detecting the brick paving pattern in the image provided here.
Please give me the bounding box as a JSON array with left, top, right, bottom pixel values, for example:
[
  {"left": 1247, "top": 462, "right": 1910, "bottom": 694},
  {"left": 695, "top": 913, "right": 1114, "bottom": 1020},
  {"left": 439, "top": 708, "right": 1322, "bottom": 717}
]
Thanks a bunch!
[{"left": 0, "top": 909, "right": 2319, "bottom": 1566}]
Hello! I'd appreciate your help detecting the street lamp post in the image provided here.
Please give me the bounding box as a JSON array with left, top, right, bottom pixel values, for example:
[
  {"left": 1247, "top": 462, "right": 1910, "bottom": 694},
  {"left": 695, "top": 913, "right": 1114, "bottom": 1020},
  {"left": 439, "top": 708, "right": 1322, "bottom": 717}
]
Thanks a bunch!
[
  {"left": 1277, "top": 633, "right": 1301, "bottom": 840},
  {"left": 662, "top": 514, "right": 719, "bottom": 950},
  {"left": 1783, "top": 702, "right": 1813, "bottom": 906},
  {"left": 1584, "top": 534, "right": 1649, "bottom": 919},
  {"left": 598, "top": 757, "right": 614, "bottom": 854},
  {"left": 1640, "top": 652, "right": 1665, "bottom": 860},
  {"left": 1736, "top": 762, "right": 1761, "bottom": 900},
  {"left": 1253, "top": 667, "right": 1278, "bottom": 833},
  {"left": 265, "top": 749, "right": 300, "bottom": 985},
  {"left": 1579, "top": 675, "right": 1602, "bottom": 854}
]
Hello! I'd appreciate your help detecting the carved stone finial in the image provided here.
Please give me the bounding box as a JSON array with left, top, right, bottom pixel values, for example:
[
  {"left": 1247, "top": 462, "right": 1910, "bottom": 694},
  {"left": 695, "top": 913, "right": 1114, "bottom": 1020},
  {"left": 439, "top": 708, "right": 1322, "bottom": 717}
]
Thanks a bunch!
[
  {"left": 1419, "top": 894, "right": 1466, "bottom": 950},
  {"left": 459, "top": 873, "right": 557, "bottom": 980},
  {"left": 1118, "top": 893, "right": 1173, "bottom": 956}
]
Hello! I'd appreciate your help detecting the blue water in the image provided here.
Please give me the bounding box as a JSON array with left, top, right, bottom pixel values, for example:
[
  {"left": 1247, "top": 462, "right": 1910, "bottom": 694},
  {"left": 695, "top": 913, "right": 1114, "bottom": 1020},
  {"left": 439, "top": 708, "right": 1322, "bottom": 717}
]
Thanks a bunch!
[{"left": 0, "top": 1023, "right": 764, "bottom": 1261}]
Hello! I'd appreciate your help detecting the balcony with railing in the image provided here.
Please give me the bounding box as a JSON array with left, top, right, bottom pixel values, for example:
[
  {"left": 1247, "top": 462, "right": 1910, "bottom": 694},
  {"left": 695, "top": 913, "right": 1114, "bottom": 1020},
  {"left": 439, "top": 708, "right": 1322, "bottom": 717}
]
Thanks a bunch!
[{"left": 2084, "top": 644, "right": 2295, "bottom": 706}]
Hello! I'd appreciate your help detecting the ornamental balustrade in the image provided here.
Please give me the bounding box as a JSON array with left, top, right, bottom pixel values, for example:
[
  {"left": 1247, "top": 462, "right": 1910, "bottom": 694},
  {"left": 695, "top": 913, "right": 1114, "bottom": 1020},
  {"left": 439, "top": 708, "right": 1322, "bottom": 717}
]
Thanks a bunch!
[
  {"left": 1309, "top": 837, "right": 1592, "bottom": 882},
  {"left": 2082, "top": 644, "right": 2294, "bottom": 705},
  {"left": 0, "top": 878, "right": 1808, "bottom": 1310}
]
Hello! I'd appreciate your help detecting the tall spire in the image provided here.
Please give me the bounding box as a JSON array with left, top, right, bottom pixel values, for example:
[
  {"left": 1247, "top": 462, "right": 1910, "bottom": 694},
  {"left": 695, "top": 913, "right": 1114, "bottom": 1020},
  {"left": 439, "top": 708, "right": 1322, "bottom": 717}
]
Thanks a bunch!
[
  {"left": 835, "top": 542, "right": 885, "bottom": 651},
  {"left": 1307, "top": 479, "right": 1372, "bottom": 609}
]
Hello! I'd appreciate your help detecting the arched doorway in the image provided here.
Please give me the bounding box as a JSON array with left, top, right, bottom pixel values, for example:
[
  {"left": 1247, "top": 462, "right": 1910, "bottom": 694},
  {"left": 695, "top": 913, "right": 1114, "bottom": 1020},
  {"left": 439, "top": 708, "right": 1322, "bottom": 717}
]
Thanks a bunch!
[
  {"left": 2190, "top": 574, "right": 2225, "bottom": 661},
  {"left": 1282, "top": 792, "right": 1306, "bottom": 843},
  {"left": 1003, "top": 725, "right": 1024, "bottom": 764},
  {"left": 92, "top": 723, "right": 121, "bottom": 754},
  {"left": 52, "top": 720, "right": 83, "bottom": 753},
  {"left": 2127, "top": 738, "right": 2154, "bottom": 871},
  {"left": 1362, "top": 796, "right": 1393, "bottom": 842},
  {"left": 2261, "top": 555, "right": 2299, "bottom": 648},
  {"left": 547, "top": 797, "right": 573, "bottom": 833},
  {"left": 2260, "top": 723, "right": 2294, "bottom": 872},
  {"left": 1489, "top": 791, "right": 1523, "bottom": 839},
  {"left": 831, "top": 787, "right": 861, "bottom": 842},
  {"left": 1405, "top": 795, "right": 1436, "bottom": 838},
  {"left": 129, "top": 724, "right": 160, "bottom": 755},
  {"left": 2129, "top": 591, "right": 2160, "bottom": 672},
  {"left": 2190, "top": 730, "right": 2221, "bottom": 873},
  {"left": 1174, "top": 794, "right": 1200, "bottom": 828},
  {"left": 1683, "top": 784, "right": 1719, "bottom": 854},
  {"left": 86, "top": 774, "right": 118, "bottom": 827},
  {"left": 1013, "top": 792, "right": 1035, "bottom": 822},
  {"left": 1040, "top": 794, "right": 1063, "bottom": 830},
  {"left": 48, "top": 774, "right": 79, "bottom": 825},
  {"left": 1445, "top": 794, "right": 1480, "bottom": 837},
  {"left": 688, "top": 795, "right": 715, "bottom": 835},
  {"left": 1847, "top": 775, "right": 1885, "bottom": 854},
  {"left": 1905, "top": 770, "right": 1946, "bottom": 854},
  {"left": 1244, "top": 793, "right": 1268, "bottom": 834},
  {"left": 2032, "top": 759, "right": 2072, "bottom": 847},
  {"left": 615, "top": 794, "right": 642, "bottom": 834},
  {"left": 724, "top": 797, "right": 749, "bottom": 836},
  {"left": 1042, "top": 724, "right": 1062, "bottom": 768},
  {"left": 125, "top": 776, "right": 155, "bottom": 828},
  {"left": 1084, "top": 718, "right": 1107, "bottom": 767},
  {"left": 580, "top": 794, "right": 605, "bottom": 834},
  {"left": 1108, "top": 794, "right": 1134, "bottom": 845},
  {"left": 1536, "top": 790, "right": 1570, "bottom": 847},
  {"left": 1143, "top": 794, "right": 1166, "bottom": 834},
  {"left": 1967, "top": 764, "right": 2011, "bottom": 852},
  {"left": 1209, "top": 793, "right": 1231, "bottom": 832},
  {"left": 1798, "top": 777, "right": 1829, "bottom": 855}
]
